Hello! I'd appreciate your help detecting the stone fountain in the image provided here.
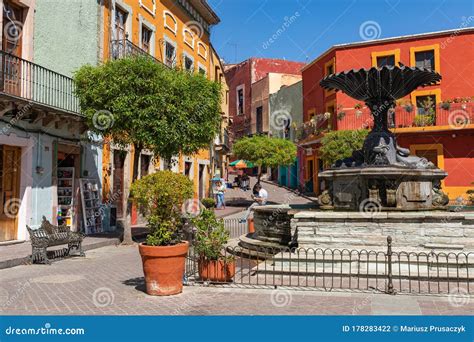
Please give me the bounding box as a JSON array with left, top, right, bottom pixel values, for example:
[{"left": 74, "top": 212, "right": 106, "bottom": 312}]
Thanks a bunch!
[
  {"left": 318, "top": 63, "right": 449, "bottom": 211},
  {"left": 237, "top": 64, "right": 474, "bottom": 253}
]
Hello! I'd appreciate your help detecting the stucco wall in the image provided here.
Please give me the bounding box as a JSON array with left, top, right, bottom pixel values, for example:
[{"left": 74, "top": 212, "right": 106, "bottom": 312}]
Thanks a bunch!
[{"left": 33, "top": 0, "right": 101, "bottom": 77}]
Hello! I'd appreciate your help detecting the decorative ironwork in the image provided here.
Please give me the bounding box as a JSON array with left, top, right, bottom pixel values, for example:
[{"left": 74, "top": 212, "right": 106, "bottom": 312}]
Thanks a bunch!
[
  {"left": 0, "top": 50, "right": 80, "bottom": 114},
  {"left": 110, "top": 38, "right": 164, "bottom": 66}
]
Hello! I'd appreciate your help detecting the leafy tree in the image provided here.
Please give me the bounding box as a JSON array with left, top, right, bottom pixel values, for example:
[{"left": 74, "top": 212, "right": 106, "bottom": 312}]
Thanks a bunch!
[
  {"left": 74, "top": 57, "right": 221, "bottom": 243},
  {"left": 319, "top": 129, "right": 369, "bottom": 166},
  {"left": 232, "top": 135, "right": 296, "bottom": 182}
]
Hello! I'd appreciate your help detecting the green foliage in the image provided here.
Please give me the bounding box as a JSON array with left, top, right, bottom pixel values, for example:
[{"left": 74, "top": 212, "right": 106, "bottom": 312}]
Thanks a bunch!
[
  {"left": 413, "top": 114, "right": 435, "bottom": 127},
  {"left": 130, "top": 171, "right": 194, "bottom": 246},
  {"left": 74, "top": 56, "right": 222, "bottom": 161},
  {"left": 232, "top": 136, "right": 296, "bottom": 169},
  {"left": 201, "top": 198, "right": 216, "bottom": 209},
  {"left": 320, "top": 129, "right": 369, "bottom": 166},
  {"left": 192, "top": 209, "right": 230, "bottom": 260}
]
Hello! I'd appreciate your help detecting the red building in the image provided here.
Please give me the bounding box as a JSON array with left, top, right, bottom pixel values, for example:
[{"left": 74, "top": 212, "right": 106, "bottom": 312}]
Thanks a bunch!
[
  {"left": 225, "top": 58, "right": 306, "bottom": 139},
  {"left": 300, "top": 28, "right": 474, "bottom": 201}
]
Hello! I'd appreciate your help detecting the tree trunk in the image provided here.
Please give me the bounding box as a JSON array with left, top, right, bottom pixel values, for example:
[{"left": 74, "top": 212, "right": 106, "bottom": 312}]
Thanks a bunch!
[{"left": 122, "top": 143, "right": 142, "bottom": 245}]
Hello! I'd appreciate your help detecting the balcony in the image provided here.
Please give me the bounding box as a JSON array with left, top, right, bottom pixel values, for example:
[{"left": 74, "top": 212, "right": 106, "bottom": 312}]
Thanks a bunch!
[
  {"left": 0, "top": 50, "right": 80, "bottom": 115},
  {"left": 214, "top": 128, "right": 230, "bottom": 151},
  {"left": 110, "top": 38, "right": 164, "bottom": 66},
  {"left": 336, "top": 102, "right": 474, "bottom": 131}
]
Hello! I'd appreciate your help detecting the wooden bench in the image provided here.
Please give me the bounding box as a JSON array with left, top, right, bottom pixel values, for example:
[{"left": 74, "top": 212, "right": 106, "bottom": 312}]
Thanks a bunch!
[{"left": 27, "top": 216, "right": 85, "bottom": 264}]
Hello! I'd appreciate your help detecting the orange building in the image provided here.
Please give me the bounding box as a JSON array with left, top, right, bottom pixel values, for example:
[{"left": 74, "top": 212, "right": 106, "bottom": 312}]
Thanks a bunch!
[
  {"left": 300, "top": 28, "right": 474, "bottom": 201},
  {"left": 100, "top": 0, "right": 223, "bottom": 223}
]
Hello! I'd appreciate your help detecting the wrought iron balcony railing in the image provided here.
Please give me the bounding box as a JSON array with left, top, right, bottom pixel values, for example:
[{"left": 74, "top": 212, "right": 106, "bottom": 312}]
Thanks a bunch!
[
  {"left": 0, "top": 50, "right": 80, "bottom": 114},
  {"left": 110, "top": 38, "right": 164, "bottom": 66}
]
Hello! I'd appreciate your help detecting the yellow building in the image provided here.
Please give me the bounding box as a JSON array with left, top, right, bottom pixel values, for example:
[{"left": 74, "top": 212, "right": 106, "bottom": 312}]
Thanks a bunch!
[{"left": 100, "top": 0, "right": 222, "bottom": 223}]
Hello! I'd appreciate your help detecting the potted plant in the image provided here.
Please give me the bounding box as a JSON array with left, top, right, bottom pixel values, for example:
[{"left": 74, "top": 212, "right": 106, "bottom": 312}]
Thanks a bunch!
[
  {"left": 413, "top": 114, "right": 434, "bottom": 127},
  {"left": 403, "top": 102, "right": 414, "bottom": 113},
  {"left": 440, "top": 100, "right": 452, "bottom": 110},
  {"left": 201, "top": 197, "right": 216, "bottom": 209},
  {"left": 130, "top": 171, "right": 194, "bottom": 296},
  {"left": 192, "top": 209, "right": 235, "bottom": 282}
]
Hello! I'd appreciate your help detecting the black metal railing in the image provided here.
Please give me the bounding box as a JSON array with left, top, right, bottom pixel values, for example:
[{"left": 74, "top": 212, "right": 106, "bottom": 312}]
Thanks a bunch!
[
  {"left": 185, "top": 235, "right": 474, "bottom": 296},
  {"left": 110, "top": 38, "right": 164, "bottom": 66},
  {"left": 0, "top": 50, "right": 80, "bottom": 114}
]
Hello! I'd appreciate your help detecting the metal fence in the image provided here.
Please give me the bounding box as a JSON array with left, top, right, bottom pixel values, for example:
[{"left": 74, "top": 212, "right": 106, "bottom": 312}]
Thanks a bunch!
[
  {"left": 185, "top": 235, "right": 474, "bottom": 296},
  {"left": 0, "top": 50, "right": 80, "bottom": 114},
  {"left": 223, "top": 218, "right": 247, "bottom": 239},
  {"left": 110, "top": 38, "right": 165, "bottom": 66}
]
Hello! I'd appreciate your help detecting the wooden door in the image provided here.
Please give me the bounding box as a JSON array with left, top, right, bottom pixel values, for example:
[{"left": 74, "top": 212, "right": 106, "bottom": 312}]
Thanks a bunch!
[
  {"left": 2, "top": 2, "right": 23, "bottom": 96},
  {"left": 0, "top": 145, "right": 21, "bottom": 242}
]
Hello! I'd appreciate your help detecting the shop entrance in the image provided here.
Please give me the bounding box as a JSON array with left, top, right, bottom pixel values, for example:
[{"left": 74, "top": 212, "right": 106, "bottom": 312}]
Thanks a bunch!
[
  {"left": 0, "top": 145, "right": 21, "bottom": 242},
  {"left": 56, "top": 144, "right": 80, "bottom": 229}
]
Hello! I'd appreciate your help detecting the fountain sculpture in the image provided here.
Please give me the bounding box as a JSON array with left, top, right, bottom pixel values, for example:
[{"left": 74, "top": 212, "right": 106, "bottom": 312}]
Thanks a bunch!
[{"left": 318, "top": 63, "right": 449, "bottom": 211}]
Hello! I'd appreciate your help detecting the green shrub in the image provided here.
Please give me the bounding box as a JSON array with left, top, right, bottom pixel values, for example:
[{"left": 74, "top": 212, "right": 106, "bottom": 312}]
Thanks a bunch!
[
  {"left": 192, "top": 209, "right": 230, "bottom": 260},
  {"left": 201, "top": 198, "right": 216, "bottom": 209},
  {"left": 413, "top": 114, "right": 435, "bottom": 127},
  {"left": 319, "top": 129, "right": 369, "bottom": 166},
  {"left": 130, "top": 171, "right": 194, "bottom": 246}
]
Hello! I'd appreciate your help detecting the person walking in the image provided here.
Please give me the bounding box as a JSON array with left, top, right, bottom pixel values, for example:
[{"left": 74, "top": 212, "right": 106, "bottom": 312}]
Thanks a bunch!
[
  {"left": 239, "top": 183, "right": 268, "bottom": 222},
  {"left": 216, "top": 180, "right": 226, "bottom": 210}
]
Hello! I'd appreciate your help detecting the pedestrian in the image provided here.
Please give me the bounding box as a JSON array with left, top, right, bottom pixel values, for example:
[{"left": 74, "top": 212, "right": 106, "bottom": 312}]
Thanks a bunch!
[
  {"left": 216, "top": 180, "right": 226, "bottom": 210},
  {"left": 239, "top": 183, "right": 268, "bottom": 222}
]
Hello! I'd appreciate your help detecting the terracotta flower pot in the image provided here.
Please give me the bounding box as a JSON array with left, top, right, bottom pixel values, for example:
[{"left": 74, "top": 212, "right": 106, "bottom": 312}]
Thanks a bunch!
[
  {"left": 138, "top": 241, "right": 189, "bottom": 296},
  {"left": 198, "top": 258, "right": 236, "bottom": 282}
]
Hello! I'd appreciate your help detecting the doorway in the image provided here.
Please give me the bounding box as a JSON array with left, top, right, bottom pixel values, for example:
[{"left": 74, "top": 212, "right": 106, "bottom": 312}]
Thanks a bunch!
[
  {"left": 0, "top": 145, "right": 21, "bottom": 242},
  {"left": 306, "top": 159, "right": 314, "bottom": 193},
  {"left": 198, "top": 164, "right": 205, "bottom": 199}
]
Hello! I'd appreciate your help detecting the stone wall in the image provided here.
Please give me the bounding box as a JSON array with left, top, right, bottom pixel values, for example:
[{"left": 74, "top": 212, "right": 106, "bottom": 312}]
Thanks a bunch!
[{"left": 291, "top": 211, "right": 474, "bottom": 252}]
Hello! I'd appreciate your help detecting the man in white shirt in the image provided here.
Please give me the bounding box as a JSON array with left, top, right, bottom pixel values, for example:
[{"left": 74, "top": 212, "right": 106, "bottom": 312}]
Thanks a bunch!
[{"left": 239, "top": 183, "right": 268, "bottom": 222}]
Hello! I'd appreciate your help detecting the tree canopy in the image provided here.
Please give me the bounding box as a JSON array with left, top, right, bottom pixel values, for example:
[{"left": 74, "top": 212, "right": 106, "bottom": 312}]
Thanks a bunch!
[
  {"left": 233, "top": 135, "right": 297, "bottom": 173},
  {"left": 319, "top": 129, "right": 369, "bottom": 166},
  {"left": 74, "top": 56, "right": 222, "bottom": 162}
]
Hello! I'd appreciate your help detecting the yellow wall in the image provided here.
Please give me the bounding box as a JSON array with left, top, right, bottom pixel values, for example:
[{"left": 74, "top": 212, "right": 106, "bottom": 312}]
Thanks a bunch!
[{"left": 102, "top": 0, "right": 218, "bottom": 198}]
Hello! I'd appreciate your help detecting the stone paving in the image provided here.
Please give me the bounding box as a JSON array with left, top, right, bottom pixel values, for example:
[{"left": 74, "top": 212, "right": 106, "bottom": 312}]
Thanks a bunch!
[{"left": 1, "top": 245, "right": 472, "bottom": 316}]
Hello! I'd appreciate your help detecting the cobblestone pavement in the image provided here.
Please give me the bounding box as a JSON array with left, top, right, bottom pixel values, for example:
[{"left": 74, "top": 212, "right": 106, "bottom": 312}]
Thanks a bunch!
[{"left": 1, "top": 245, "right": 472, "bottom": 316}]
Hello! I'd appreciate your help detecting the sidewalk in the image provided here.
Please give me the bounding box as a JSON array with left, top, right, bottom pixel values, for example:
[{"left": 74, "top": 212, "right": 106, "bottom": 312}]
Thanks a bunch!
[{"left": 1, "top": 245, "right": 471, "bottom": 315}]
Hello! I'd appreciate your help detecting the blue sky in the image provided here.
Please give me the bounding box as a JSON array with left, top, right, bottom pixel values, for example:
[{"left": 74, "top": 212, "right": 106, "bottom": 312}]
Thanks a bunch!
[{"left": 208, "top": 0, "right": 474, "bottom": 64}]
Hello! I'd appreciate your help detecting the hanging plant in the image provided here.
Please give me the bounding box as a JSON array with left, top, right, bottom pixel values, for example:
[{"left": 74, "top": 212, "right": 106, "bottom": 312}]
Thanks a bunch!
[
  {"left": 440, "top": 100, "right": 452, "bottom": 110},
  {"left": 403, "top": 102, "right": 414, "bottom": 113},
  {"left": 337, "top": 111, "right": 346, "bottom": 121},
  {"left": 354, "top": 103, "right": 362, "bottom": 110}
]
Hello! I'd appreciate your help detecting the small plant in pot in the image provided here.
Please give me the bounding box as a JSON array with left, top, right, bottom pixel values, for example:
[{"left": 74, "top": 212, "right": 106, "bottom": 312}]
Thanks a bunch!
[
  {"left": 130, "top": 171, "right": 194, "bottom": 296},
  {"left": 192, "top": 209, "right": 235, "bottom": 282}
]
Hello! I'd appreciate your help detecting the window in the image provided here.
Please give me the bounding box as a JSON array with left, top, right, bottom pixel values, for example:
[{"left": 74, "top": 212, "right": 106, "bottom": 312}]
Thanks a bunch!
[
  {"left": 326, "top": 64, "right": 334, "bottom": 75},
  {"left": 164, "top": 40, "right": 176, "bottom": 67},
  {"left": 256, "top": 106, "right": 263, "bottom": 133},
  {"left": 237, "top": 86, "right": 244, "bottom": 115},
  {"left": 371, "top": 49, "right": 400, "bottom": 68},
  {"left": 415, "top": 50, "right": 435, "bottom": 70},
  {"left": 376, "top": 55, "right": 395, "bottom": 67},
  {"left": 114, "top": 7, "right": 128, "bottom": 40},
  {"left": 198, "top": 67, "right": 206, "bottom": 75},
  {"left": 183, "top": 54, "right": 194, "bottom": 72},
  {"left": 184, "top": 161, "right": 192, "bottom": 178},
  {"left": 141, "top": 26, "right": 152, "bottom": 53},
  {"left": 416, "top": 95, "right": 436, "bottom": 115},
  {"left": 324, "top": 58, "right": 335, "bottom": 97},
  {"left": 140, "top": 155, "right": 151, "bottom": 178}
]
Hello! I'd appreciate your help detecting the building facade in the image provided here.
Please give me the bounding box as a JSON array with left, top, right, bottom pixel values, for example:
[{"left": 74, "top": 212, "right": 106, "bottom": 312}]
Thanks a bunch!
[
  {"left": 300, "top": 28, "right": 474, "bottom": 201},
  {"left": 0, "top": 0, "right": 104, "bottom": 242},
  {"left": 269, "top": 80, "right": 303, "bottom": 189},
  {"left": 225, "top": 58, "right": 305, "bottom": 140}
]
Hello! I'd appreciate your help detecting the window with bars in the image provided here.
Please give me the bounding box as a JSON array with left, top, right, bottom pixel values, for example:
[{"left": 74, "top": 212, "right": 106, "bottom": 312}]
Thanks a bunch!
[{"left": 114, "top": 7, "right": 128, "bottom": 40}]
